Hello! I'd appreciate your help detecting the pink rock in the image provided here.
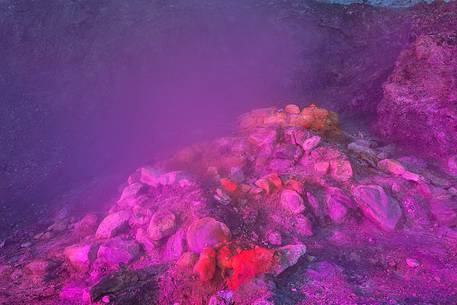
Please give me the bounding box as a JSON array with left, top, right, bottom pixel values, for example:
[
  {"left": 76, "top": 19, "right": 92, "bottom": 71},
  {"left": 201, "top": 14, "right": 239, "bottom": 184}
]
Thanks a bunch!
[
  {"left": 378, "top": 159, "right": 406, "bottom": 176},
  {"left": 64, "top": 243, "right": 98, "bottom": 272},
  {"left": 280, "top": 190, "right": 305, "bottom": 214},
  {"left": 186, "top": 217, "right": 231, "bottom": 253},
  {"left": 135, "top": 228, "right": 158, "bottom": 257},
  {"left": 118, "top": 182, "right": 147, "bottom": 203},
  {"left": 325, "top": 188, "right": 350, "bottom": 224},
  {"left": 165, "top": 230, "right": 187, "bottom": 261},
  {"left": 293, "top": 215, "right": 313, "bottom": 237},
  {"left": 59, "top": 282, "right": 91, "bottom": 302},
  {"left": 301, "top": 135, "right": 321, "bottom": 152},
  {"left": 329, "top": 158, "right": 353, "bottom": 182},
  {"left": 352, "top": 184, "right": 402, "bottom": 231},
  {"left": 97, "top": 238, "right": 140, "bottom": 265},
  {"left": 95, "top": 211, "right": 131, "bottom": 239},
  {"left": 73, "top": 213, "right": 98, "bottom": 237},
  {"left": 139, "top": 166, "right": 163, "bottom": 187},
  {"left": 147, "top": 210, "right": 177, "bottom": 241}
]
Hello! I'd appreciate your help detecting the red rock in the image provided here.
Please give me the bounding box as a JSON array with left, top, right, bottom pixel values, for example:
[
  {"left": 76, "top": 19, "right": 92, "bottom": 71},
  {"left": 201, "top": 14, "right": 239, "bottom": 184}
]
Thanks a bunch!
[
  {"left": 227, "top": 247, "right": 275, "bottom": 289},
  {"left": 194, "top": 247, "right": 216, "bottom": 281},
  {"left": 220, "top": 178, "right": 238, "bottom": 193}
]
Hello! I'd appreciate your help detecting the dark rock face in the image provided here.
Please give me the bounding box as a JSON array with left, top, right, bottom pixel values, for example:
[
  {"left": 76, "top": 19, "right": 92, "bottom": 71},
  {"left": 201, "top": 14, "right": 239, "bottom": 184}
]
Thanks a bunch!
[{"left": 376, "top": 33, "right": 457, "bottom": 162}]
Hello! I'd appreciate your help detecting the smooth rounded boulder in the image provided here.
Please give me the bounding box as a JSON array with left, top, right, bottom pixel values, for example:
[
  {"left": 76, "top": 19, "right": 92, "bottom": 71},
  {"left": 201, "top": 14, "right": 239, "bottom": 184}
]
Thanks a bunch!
[{"left": 186, "top": 217, "right": 231, "bottom": 253}]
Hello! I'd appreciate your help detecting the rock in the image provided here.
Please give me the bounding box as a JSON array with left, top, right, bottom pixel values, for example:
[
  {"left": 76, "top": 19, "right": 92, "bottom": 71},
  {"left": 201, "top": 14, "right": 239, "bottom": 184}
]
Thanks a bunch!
[
  {"left": 139, "top": 166, "right": 163, "bottom": 186},
  {"left": 306, "top": 192, "right": 323, "bottom": 219},
  {"left": 25, "top": 259, "right": 54, "bottom": 276},
  {"left": 352, "top": 184, "right": 402, "bottom": 231},
  {"left": 270, "top": 244, "right": 307, "bottom": 276},
  {"left": 329, "top": 158, "right": 353, "bottom": 182},
  {"left": 284, "top": 104, "right": 301, "bottom": 114},
  {"left": 293, "top": 215, "right": 313, "bottom": 237},
  {"left": 73, "top": 213, "right": 98, "bottom": 237},
  {"left": 96, "top": 211, "right": 131, "bottom": 239},
  {"left": 194, "top": 247, "right": 216, "bottom": 281},
  {"left": 186, "top": 217, "right": 231, "bottom": 253},
  {"left": 147, "top": 210, "right": 177, "bottom": 241},
  {"left": 247, "top": 128, "right": 278, "bottom": 147},
  {"left": 177, "top": 252, "right": 199, "bottom": 269},
  {"left": 159, "top": 171, "right": 189, "bottom": 186},
  {"left": 208, "top": 290, "right": 234, "bottom": 305},
  {"left": 406, "top": 258, "right": 420, "bottom": 268},
  {"left": 325, "top": 187, "right": 350, "bottom": 224},
  {"left": 97, "top": 238, "right": 140, "bottom": 265},
  {"left": 266, "top": 231, "right": 282, "bottom": 246},
  {"left": 228, "top": 247, "right": 275, "bottom": 289},
  {"left": 220, "top": 178, "right": 238, "bottom": 193},
  {"left": 135, "top": 228, "right": 157, "bottom": 255},
  {"left": 301, "top": 135, "right": 321, "bottom": 152},
  {"left": 280, "top": 189, "right": 305, "bottom": 214},
  {"left": 59, "top": 283, "right": 91, "bottom": 303},
  {"left": 274, "top": 144, "right": 303, "bottom": 160},
  {"left": 255, "top": 173, "right": 282, "bottom": 194},
  {"left": 348, "top": 142, "right": 377, "bottom": 156},
  {"left": 118, "top": 182, "right": 147, "bottom": 203},
  {"left": 429, "top": 193, "right": 457, "bottom": 226},
  {"left": 378, "top": 159, "right": 406, "bottom": 176},
  {"left": 165, "top": 230, "right": 187, "bottom": 261},
  {"left": 64, "top": 243, "right": 98, "bottom": 272},
  {"left": 376, "top": 34, "right": 457, "bottom": 162}
]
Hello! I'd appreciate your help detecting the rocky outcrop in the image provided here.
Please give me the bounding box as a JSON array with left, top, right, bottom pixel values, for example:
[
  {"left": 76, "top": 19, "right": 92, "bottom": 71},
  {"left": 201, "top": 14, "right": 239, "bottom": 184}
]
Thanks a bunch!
[{"left": 376, "top": 33, "right": 457, "bottom": 164}]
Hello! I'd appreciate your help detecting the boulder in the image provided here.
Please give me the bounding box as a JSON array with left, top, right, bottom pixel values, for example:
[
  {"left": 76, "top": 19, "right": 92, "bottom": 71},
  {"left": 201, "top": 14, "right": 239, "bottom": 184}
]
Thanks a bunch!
[
  {"left": 186, "top": 217, "right": 231, "bottom": 253},
  {"left": 164, "top": 230, "right": 187, "bottom": 261},
  {"left": 64, "top": 243, "right": 98, "bottom": 272},
  {"left": 280, "top": 190, "right": 305, "bottom": 214},
  {"left": 147, "top": 210, "right": 177, "bottom": 241},
  {"left": 270, "top": 244, "right": 307, "bottom": 276},
  {"left": 352, "top": 184, "right": 402, "bottom": 231},
  {"left": 97, "top": 238, "right": 140, "bottom": 265},
  {"left": 325, "top": 187, "right": 350, "bottom": 224},
  {"left": 95, "top": 211, "right": 131, "bottom": 239}
]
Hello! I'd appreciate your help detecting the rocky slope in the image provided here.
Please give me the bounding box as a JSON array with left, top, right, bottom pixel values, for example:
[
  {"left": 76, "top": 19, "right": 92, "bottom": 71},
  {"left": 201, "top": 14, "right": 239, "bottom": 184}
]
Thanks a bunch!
[{"left": 1, "top": 104, "right": 457, "bottom": 305}]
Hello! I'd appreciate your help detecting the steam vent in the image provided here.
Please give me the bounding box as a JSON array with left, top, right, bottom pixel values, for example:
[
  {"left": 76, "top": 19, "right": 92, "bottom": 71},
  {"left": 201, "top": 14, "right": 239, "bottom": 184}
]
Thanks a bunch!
[{"left": 1, "top": 1, "right": 457, "bottom": 305}]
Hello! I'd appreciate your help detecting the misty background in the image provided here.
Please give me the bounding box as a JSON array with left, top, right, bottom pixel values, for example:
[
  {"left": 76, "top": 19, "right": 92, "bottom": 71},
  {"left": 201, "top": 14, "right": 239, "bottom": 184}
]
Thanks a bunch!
[{"left": 0, "top": 0, "right": 412, "bottom": 237}]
